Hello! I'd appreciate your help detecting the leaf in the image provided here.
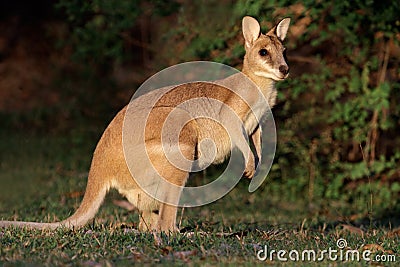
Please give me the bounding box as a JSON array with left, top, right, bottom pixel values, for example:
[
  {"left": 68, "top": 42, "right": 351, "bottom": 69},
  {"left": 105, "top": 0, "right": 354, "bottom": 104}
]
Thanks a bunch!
[
  {"left": 161, "top": 246, "right": 173, "bottom": 255},
  {"left": 341, "top": 224, "right": 364, "bottom": 236},
  {"left": 173, "top": 250, "right": 197, "bottom": 260},
  {"left": 362, "top": 244, "right": 385, "bottom": 253},
  {"left": 112, "top": 200, "right": 136, "bottom": 211},
  {"left": 387, "top": 228, "right": 400, "bottom": 237},
  {"left": 65, "top": 191, "right": 85, "bottom": 199}
]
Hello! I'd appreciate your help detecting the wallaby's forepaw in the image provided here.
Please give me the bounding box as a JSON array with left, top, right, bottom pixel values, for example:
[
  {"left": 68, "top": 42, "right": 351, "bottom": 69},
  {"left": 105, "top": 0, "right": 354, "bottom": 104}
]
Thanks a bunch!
[{"left": 244, "top": 154, "right": 256, "bottom": 179}]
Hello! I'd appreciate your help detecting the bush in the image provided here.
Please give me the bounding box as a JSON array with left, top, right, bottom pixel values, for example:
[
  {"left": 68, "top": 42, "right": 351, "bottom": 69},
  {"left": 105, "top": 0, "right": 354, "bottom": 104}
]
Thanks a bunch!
[{"left": 233, "top": 0, "right": 400, "bottom": 212}]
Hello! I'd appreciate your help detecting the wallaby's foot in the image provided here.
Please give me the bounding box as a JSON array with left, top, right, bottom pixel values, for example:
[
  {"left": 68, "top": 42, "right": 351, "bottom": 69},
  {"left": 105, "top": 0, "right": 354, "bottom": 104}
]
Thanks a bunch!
[
  {"left": 244, "top": 154, "right": 256, "bottom": 178},
  {"left": 158, "top": 223, "right": 179, "bottom": 233},
  {"left": 139, "top": 205, "right": 180, "bottom": 233},
  {"left": 157, "top": 203, "right": 179, "bottom": 233},
  {"left": 139, "top": 210, "right": 159, "bottom": 231}
]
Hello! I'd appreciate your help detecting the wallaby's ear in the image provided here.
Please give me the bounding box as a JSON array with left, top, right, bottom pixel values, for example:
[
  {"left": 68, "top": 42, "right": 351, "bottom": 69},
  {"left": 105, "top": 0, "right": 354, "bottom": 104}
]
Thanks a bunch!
[
  {"left": 275, "top": 18, "right": 290, "bottom": 41},
  {"left": 242, "top": 16, "right": 260, "bottom": 49}
]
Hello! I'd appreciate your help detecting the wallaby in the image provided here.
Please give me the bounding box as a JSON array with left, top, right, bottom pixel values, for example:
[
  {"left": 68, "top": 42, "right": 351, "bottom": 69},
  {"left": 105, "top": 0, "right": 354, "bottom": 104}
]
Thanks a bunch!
[{"left": 0, "top": 16, "right": 290, "bottom": 232}]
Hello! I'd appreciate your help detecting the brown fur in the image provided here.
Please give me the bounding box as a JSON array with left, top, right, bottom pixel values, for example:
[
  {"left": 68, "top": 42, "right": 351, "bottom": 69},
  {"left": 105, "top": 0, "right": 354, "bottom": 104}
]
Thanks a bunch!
[{"left": 0, "top": 16, "right": 290, "bottom": 232}]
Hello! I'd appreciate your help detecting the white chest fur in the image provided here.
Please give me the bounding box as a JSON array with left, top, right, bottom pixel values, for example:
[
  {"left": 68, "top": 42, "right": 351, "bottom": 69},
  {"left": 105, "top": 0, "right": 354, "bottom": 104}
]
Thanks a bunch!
[{"left": 243, "top": 83, "right": 275, "bottom": 135}]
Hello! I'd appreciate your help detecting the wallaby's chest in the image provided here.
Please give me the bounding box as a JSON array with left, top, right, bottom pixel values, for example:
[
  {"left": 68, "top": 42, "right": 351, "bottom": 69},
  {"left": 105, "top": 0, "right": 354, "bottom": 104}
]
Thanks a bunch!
[{"left": 243, "top": 93, "right": 271, "bottom": 135}]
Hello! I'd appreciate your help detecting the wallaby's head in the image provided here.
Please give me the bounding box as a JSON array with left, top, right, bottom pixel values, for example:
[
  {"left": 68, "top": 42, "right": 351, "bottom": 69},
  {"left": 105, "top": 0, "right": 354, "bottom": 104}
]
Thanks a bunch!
[{"left": 242, "top": 16, "right": 290, "bottom": 81}]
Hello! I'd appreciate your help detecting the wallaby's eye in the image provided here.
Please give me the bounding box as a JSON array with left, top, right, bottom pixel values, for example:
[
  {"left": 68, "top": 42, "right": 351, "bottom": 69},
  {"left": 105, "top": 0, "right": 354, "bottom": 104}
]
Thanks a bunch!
[{"left": 259, "top": 49, "right": 268, "bottom": 56}]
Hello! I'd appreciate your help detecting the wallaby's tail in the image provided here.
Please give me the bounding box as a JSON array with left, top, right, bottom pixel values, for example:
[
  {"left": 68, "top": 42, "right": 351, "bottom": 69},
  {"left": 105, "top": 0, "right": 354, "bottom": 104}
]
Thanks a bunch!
[{"left": 0, "top": 173, "right": 108, "bottom": 230}]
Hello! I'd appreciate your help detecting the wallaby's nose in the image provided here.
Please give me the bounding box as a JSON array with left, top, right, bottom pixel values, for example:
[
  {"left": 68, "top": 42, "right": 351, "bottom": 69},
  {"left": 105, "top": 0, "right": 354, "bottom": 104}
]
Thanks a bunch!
[{"left": 279, "top": 65, "right": 289, "bottom": 75}]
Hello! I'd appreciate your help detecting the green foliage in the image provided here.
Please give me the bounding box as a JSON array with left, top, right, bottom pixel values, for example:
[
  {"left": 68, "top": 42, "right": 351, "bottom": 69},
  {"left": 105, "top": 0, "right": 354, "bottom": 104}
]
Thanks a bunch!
[
  {"left": 245, "top": 0, "right": 400, "bottom": 211},
  {"left": 56, "top": 0, "right": 181, "bottom": 70},
  {"left": 56, "top": 0, "right": 141, "bottom": 67}
]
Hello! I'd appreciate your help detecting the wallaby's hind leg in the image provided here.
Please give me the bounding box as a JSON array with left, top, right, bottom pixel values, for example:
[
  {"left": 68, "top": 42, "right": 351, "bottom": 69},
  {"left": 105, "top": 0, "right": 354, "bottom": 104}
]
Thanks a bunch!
[
  {"left": 134, "top": 163, "right": 188, "bottom": 232},
  {"left": 141, "top": 142, "right": 192, "bottom": 232},
  {"left": 153, "top": 167, "right": 188, "bottom": 232},
  {"left": 158, "top": 203, "right": 180, "bottom": 232},
  {"left": 155, "top": 141, "right": 194, "bottom": 232},
  {"left": 133, "top": 107, "right": 197, "bottom": 232},
  {"left": 138, "top": 204, "right": 180, "bottom": 232}
]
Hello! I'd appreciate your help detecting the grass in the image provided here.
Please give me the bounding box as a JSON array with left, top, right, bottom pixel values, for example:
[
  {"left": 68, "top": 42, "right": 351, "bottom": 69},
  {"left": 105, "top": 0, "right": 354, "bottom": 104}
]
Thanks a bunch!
[{"left": 0, "top": 129, "right": 399, "bottom": 266}]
